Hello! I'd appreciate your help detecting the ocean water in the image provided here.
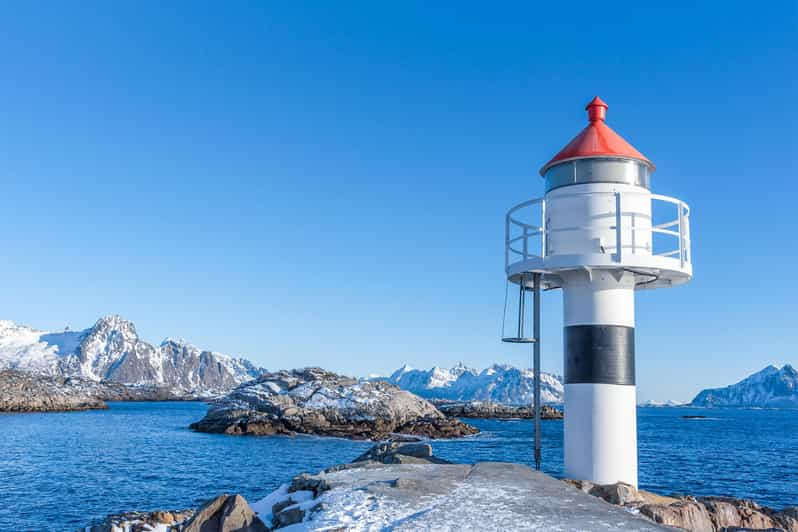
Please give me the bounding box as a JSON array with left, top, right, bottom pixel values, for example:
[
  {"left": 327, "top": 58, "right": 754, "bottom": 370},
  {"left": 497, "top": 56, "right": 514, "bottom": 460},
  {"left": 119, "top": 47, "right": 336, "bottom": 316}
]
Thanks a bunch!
[{"left": 0, "top": 402, "right": 796, "bottom": 531}]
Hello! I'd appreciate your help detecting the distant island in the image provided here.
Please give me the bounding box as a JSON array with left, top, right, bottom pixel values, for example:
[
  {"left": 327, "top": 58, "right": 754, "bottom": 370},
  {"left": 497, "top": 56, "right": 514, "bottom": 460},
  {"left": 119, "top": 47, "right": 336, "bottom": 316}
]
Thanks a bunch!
[
  {"left": 690, "top": 364, "right": 798, "bottom": 408},
  {"left": 380, "top": 363, "right": 565, "bottom": 405}
]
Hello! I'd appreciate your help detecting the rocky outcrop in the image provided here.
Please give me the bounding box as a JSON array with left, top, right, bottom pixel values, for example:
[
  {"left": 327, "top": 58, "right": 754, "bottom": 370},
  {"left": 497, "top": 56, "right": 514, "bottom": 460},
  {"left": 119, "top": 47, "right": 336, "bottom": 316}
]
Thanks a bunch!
[
  {"left": 350, "top": 438, "right": 451, "bottom": 465},
  {"left": 182, "top": 494, "right": 268, "bottom": 532},
  {"left": 0, "top": 369, "right": 200, "bottom": 412},
  {"left": 85, "top": 510, "right": 194, "bottom": 532},
  {"left": 189, "top": 368, "right": 479, "bottom": 440},
  {"left": 84, "top": 495, "right": 268, "bottom": 532},
  {"left": 0, "top": 370, "right": 107, "bottom": 412},
  {"left": 431, "top": 399, "right": 563, "bottom": 419},
  {"left": 0, "top": 316, "right": 265, "bottom": 395},
  {"left": 566, "top": 479, "right": 798, "bottom": 532}
]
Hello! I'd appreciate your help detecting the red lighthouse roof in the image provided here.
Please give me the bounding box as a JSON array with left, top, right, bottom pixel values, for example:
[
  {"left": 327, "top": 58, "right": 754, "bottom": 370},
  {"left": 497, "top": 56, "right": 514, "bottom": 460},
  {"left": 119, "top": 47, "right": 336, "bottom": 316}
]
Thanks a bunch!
[{"left": 539, "top": 96, "right": 654, "bottom": 175}]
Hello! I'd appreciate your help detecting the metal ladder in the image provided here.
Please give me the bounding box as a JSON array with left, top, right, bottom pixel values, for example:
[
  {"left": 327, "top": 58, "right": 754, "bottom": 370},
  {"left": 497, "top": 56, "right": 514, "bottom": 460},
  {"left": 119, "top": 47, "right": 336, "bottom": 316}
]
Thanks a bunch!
[{"left": 502, "top": 271, "right": 542, "bottom": 471}]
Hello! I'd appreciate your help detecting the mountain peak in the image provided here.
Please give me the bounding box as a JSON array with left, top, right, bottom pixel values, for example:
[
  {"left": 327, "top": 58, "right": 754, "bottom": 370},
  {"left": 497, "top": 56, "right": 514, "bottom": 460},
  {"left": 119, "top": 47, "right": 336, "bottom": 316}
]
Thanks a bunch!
[
  {"left": 91, "top": 315, "right": 138, "bottom": 336},
  {"left": 1, "top": 315, "right": 264, "bottom": 394},
  {"left": 691, "top": 364, "right": 798, "bottom": 408},
  {"left": 385, "top": 363, "right": 564, "bottom": 405}
]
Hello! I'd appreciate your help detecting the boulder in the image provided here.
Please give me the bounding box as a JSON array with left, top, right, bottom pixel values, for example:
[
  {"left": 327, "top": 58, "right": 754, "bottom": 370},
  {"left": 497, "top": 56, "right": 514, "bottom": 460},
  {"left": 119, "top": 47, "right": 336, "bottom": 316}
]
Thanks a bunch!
[
  {"left": 699, "top": 497, "right": 784, "bottom": 531},
  {"left": 289, "top": 473, "right": 331, "bottom": 497},
  {"left": 639, "top": 498, "right": 715, "bottom": 532},
  {"left": 565, "top": 479, "right": 798, "bottom": 532},
  {"left": 352, "top": 440, "right": 450, "bottom": 465},
  {"left": 190, "top": 368, "right": 479, "bottom": 440},
  {"left": 564, "top": 480, "right": 643, "bottom": 506},
  {"left": 182, "top": 494, "right": 268, "bottom": 532}
]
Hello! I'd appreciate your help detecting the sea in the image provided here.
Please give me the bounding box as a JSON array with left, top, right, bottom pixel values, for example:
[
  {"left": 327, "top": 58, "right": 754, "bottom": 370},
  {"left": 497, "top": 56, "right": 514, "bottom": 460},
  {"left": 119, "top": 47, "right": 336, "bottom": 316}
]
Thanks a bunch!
[{"left": 1, "top": 402, "right": 796, "bottom": 531}]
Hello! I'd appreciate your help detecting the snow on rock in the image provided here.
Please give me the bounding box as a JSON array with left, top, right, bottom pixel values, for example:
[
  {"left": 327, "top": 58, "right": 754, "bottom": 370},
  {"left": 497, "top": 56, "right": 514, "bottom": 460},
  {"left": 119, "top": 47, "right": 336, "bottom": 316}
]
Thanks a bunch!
[
  {"left": 690, "top": 364, "right": 798, "bottom": 408},
  {"left": 189, "top": 367, "right": 479, "bottom": 440},
  {"left": 253, "top": 462, "right": 668, "bottom": 531},
  {"left": 383, "top": 363, "right": 564, "bottom": 405},
  {"left": 0, "top": 316, "right": 265, "bottom": 395}
]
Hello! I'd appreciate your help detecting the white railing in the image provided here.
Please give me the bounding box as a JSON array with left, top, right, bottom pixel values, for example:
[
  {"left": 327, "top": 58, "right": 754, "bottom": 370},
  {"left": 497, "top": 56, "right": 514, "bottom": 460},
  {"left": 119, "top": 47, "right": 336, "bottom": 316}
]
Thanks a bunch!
[{"left": 505, "top": 191, "right": 691, "bottom": 270}]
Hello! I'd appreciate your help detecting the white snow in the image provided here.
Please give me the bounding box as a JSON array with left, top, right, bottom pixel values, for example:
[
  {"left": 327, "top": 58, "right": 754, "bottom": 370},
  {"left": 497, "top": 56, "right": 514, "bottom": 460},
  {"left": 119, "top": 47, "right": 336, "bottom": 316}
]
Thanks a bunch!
[{"left": 251, "top": 463, "right": 664, "bottom": 531}]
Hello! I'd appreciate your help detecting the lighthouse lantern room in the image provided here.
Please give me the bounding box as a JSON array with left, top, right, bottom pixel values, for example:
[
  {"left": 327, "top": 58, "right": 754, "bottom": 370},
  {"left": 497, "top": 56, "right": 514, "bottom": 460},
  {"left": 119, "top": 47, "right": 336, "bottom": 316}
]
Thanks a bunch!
[{"left": 502, "top": 97, "right": 693, "bottom": 487}]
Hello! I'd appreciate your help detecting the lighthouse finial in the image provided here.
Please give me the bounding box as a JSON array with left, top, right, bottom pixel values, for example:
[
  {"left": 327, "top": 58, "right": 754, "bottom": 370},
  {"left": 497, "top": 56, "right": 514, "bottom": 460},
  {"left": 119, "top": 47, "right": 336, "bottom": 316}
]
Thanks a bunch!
[{"left": 586, "top": 96, "right": 608, "bottom": 122}]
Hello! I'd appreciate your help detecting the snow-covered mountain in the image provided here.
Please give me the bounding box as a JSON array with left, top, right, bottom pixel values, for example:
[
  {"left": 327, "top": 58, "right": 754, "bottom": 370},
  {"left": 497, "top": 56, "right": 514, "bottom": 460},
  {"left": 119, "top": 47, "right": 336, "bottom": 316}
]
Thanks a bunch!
[
  {"left": 0, "top": 316, "right": 265, "bottom": 394},
  {"left": 639, "top": 399, "right": 685, "bottom": 407},
  {"left": 382, "top": 363, "right": 564, "bottom": 405},
  {"left": 690, "top": 364, "right": 798, "bottom": 408}
]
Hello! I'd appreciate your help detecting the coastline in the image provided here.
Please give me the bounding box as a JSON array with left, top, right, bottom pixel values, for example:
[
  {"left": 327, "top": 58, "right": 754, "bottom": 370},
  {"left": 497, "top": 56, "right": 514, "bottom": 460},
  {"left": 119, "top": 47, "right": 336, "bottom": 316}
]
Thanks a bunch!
[{"left": 84, "top": 439, "right": 798, "bottom": 531}]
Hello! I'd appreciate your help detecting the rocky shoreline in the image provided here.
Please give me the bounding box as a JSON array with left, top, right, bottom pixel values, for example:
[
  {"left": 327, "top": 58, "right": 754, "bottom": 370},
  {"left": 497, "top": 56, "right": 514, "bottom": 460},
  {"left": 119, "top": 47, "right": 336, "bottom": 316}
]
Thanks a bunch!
[
  {"left": 189, "top": 368, "right": 479, "bottom": 440},
  {"left": 0, "top": 370, "right": 200, "bottom": 413},
  {"left": 431, "top": 399, "right": 564, "bottom": 419},
  {"left": 0, "top": 370, "right": 107, "bottom": 412},
  {"left": 83, "top": 440, "right": 798, "bottom": 531}
]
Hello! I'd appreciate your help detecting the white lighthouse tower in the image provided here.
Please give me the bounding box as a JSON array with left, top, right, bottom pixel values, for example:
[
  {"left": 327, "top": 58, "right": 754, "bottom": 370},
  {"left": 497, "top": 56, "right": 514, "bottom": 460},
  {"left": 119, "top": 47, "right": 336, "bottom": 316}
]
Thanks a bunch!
[{"left": 503, "top": 97, "right": 692, "bottom": 487}]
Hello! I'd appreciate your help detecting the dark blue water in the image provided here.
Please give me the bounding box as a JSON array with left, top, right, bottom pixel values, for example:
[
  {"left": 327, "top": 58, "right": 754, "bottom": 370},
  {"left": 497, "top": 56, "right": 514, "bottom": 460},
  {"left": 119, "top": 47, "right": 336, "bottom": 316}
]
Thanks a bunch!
[{"left": 1, "top": 403, "right": 796, "bottom": 531}]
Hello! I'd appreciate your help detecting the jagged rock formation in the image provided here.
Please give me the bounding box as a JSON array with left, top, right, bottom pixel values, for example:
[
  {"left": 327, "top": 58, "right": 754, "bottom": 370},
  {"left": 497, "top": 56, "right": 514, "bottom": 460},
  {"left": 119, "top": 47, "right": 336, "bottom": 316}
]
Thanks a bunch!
[
  {"left": 690, "top": 364, "right": 798, "bottom": 408},
  {"left": 567, "top": 479, "right": 798, "bottom": 532},
  {"left": 189, "top": 367, "right": 479, "bottom": 440},
  {"left": 0, "top": 316, "right": 264, "bottom": 395},
  {"left": 383, "top": 363, "right": 564, "bottom": 404},
  {"left": 430, "top": 399, "right": 563, "bottom": 419},
  {"left": 0, "top": 370, "right": 107, "bottom": 412}
]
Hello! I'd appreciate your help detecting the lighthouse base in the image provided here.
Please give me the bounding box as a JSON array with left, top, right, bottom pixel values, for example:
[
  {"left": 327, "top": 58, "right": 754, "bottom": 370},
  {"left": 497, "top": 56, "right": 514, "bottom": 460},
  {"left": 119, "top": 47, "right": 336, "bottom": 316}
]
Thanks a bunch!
[
  {"left": 561, "top": 270, "right": 638, "bottom": 487},
  {"left": 564, "top": 383, "right": 638, "bottom": 487}
]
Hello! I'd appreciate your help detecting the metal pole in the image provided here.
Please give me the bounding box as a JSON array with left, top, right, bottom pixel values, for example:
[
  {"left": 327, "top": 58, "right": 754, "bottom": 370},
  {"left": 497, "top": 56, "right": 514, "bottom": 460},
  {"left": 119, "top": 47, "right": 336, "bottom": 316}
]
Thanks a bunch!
[
  {"left": 517, "top": 274, "right": 526, "bottom": 339},
  {"left": 533, "top": 272, "right": 541, "bottom": 471}
]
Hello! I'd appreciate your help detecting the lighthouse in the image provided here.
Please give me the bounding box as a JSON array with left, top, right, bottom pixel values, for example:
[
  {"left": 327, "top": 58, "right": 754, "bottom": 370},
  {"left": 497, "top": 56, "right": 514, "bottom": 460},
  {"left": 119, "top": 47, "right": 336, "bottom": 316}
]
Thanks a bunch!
[{"left": 502, "top": 97, "right": 692, "bottom": 487}]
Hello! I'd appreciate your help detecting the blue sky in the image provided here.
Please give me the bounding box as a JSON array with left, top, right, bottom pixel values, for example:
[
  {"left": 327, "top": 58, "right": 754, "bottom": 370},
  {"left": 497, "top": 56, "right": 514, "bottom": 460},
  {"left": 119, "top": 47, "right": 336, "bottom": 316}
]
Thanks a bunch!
[{"left": 0, "top": 2, "right": 795, "bottom": 401}]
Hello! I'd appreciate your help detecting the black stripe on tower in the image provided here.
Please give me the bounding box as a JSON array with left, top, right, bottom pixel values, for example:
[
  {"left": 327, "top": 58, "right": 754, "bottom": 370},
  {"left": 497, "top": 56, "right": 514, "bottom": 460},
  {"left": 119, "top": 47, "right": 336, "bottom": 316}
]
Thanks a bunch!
[{"left": 564, "top": 325, "right": 635, "bottom": 385}]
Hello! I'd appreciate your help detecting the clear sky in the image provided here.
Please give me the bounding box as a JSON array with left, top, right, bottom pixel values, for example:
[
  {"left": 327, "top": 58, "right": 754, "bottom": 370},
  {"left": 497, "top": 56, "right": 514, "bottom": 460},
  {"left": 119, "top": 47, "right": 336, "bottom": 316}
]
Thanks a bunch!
[{"left": 0, "top": 2, "right": 795, "bottom": 401}]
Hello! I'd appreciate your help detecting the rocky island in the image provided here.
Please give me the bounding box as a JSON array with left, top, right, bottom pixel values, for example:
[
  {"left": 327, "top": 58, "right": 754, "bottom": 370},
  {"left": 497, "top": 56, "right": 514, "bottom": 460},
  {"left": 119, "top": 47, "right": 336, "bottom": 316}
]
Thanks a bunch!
[
  {"left": 431, "top": 399, "right": 564, "bottom": 419},
  {"left": 85, "top": 440, "right": 798, "bottom": 531},
  {"left": 0, "top": 370, "right": 107, "bottom": 412},
  {"left": 0, "top": 369, "right": 201, "bottom": 412},
  {"left": 189, "top": 367, "right": 479, "bottom": 440}
]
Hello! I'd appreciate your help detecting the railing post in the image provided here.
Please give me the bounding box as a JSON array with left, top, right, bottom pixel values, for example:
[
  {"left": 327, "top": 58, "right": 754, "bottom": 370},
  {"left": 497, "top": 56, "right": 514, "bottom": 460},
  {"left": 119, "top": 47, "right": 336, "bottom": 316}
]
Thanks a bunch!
[
  {"left": 505, "top": 213, "right": 510, "bottom": 269},
  {"left": 678, "top": 203, "right": 684, "bottom": 268},
  {"left": 541, "top": 199, "right": 547, "bottom": 258},
  {"left": 615, "top": 192, "right": 622, "bottom": 262},
  {"left": 523, "top": 226, "right": 528, "bottom": 261}
]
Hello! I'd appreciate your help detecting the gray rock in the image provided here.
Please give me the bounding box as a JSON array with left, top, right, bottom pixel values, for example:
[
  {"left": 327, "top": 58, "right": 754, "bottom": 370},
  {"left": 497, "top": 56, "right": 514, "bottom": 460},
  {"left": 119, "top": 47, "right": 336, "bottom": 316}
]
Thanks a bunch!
[
  {"left": 289, "top": 473, "right": 331, "bottom": 497},
  {"left": 183, "top": 494, "right": 268, "bottom": 532},
  {"left": 190, "top": 368, "right": 479, "bottom": 440},
  {"left": 352, "top": 440, "right": 449, "bottom": 465},
  {"left": 432, "top": 399, "right": 564, "bottom": 419},
  {"left": 0, "top": 370, "right": 107, "bottom": 412},
  {"left": 273, "top": 506, "right": 305, "bottom": 527}
]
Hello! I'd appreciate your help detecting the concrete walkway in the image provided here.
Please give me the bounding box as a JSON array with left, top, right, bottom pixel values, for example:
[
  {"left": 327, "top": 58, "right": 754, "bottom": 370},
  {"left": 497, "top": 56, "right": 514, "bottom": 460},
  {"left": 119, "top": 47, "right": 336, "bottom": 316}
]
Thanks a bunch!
[{"left": 284, "top": 461, "right": 671, "bottom": 531}]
